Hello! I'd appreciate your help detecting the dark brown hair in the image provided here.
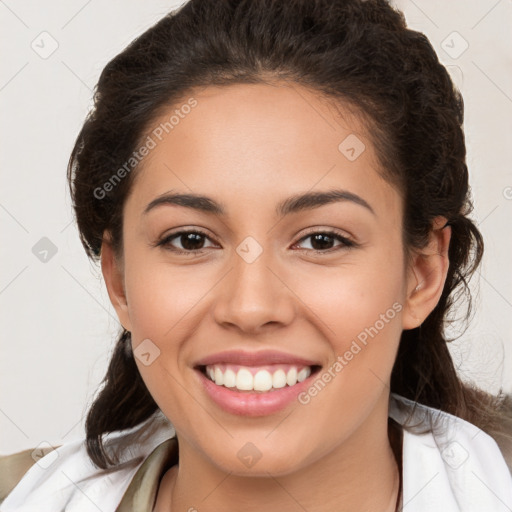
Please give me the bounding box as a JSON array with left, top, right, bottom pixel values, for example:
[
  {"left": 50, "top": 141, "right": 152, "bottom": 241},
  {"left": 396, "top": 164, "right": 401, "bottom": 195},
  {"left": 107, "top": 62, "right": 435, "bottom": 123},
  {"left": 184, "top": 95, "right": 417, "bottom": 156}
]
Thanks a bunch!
[{"left": 67, "top": 0, "right": 511, "bottom": 469}]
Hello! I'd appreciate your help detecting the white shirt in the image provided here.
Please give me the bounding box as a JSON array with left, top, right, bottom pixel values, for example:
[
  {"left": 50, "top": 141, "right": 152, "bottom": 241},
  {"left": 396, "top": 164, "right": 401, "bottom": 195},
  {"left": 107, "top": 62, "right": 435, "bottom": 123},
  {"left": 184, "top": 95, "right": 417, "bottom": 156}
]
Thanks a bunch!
[{"left": 1, "top": 393, "right": 511, "bottom": 511}]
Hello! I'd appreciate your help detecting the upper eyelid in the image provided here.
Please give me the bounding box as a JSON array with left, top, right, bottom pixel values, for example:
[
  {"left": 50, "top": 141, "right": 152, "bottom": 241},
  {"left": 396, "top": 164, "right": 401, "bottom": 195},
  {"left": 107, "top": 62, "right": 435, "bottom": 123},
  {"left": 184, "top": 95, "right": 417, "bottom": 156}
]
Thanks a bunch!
[
  {"left": 296, "top": 226, "right": 353, "bottom": 240},
  {"left": 160, "top": 228, "right": 217, "bottom": 243}
]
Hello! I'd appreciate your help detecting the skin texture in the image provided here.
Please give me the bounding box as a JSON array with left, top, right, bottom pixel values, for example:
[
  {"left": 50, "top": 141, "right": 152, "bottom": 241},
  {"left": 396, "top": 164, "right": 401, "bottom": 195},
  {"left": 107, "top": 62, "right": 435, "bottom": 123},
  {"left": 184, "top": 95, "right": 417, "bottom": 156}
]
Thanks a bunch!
[{"left": 101, "top": 82, "right": 451, "bottom": 512}]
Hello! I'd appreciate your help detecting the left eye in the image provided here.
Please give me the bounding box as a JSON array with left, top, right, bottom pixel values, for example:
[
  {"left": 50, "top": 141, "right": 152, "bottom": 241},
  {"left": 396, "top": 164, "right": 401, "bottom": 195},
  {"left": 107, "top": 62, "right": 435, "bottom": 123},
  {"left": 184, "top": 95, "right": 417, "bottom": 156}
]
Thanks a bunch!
[{"left": 293, "top": 231, "right": 356, "bottom": 252}]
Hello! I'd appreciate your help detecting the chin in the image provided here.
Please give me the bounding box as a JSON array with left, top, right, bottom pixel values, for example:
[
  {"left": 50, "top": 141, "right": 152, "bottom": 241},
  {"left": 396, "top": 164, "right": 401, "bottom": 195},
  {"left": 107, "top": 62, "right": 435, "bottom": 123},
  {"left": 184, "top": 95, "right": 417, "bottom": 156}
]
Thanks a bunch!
[{"left": 201, "top": 438, "right": 312, "bottom": 478}]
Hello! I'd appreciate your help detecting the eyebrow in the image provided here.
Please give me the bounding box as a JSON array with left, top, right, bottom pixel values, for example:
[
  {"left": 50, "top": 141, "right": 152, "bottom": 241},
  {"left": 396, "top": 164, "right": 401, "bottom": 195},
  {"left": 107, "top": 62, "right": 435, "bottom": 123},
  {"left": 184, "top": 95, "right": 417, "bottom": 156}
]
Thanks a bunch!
[{"left": 143, "top": 188, "right": 375, "bottom": 217}]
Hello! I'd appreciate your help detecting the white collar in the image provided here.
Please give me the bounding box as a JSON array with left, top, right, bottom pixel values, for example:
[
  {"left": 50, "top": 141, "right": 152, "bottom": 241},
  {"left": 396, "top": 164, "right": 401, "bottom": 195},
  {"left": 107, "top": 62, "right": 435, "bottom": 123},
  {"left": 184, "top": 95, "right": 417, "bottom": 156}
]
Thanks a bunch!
[
  {"left": 2, "top": 394, "right": 511, "bottom": 511},
  {"left": 389, "top": 393, "right": 512, "bottom": 511}
]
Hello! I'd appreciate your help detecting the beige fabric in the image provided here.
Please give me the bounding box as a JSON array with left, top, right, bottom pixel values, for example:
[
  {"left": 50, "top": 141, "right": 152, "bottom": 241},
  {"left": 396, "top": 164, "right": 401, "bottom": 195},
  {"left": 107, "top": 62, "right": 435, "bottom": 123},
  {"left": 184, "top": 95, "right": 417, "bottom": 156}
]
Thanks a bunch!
[
  {"left": 116, "top": 437, "right": 178, "bottom": 511},
  {"left": 1, "top": 420, "right": 510, "bottom": 509},
  {"left": 0, "top": 445, "right": 60, "bottom": 504},
  {"left": 0, "top": 439, "right": 178, "bottom": 510}
]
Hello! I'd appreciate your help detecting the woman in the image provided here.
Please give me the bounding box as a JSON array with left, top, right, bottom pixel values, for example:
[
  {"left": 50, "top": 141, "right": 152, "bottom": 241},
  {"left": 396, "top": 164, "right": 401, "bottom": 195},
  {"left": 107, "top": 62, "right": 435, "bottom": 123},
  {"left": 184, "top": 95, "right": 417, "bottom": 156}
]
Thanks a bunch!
[{"left": 1, "top": 0, "right": 511, "bottom": 510}]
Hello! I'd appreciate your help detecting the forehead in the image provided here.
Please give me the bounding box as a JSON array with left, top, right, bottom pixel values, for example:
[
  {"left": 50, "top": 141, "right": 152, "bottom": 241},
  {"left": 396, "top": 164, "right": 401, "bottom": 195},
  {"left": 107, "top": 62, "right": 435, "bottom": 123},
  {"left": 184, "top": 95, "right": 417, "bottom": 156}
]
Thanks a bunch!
[{"left": 126, "top": 82, "right": 401, "bottom": 220}]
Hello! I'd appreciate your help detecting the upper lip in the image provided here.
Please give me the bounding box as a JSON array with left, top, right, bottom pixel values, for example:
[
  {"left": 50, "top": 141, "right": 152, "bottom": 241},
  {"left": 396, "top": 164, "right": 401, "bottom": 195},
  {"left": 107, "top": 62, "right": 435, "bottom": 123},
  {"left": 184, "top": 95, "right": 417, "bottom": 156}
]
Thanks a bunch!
[{"left": 194, "top": 349, "right": 321, "bottom": 368}]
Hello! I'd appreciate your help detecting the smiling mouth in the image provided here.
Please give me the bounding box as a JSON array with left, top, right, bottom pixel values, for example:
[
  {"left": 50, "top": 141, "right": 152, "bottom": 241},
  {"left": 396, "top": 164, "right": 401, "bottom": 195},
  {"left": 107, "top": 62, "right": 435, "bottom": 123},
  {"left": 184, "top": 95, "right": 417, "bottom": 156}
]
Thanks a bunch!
[{"left": 197, "top": 363, "right": 322, "bottom": 393}]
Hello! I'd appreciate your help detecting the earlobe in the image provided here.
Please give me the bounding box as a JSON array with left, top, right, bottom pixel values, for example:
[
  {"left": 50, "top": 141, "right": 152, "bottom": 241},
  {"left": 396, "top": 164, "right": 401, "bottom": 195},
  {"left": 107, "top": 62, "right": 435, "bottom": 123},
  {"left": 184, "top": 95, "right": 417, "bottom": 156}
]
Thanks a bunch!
[
  {"left": 100, "top": 232, "right": 132, "bottom": 331},
  {"left": 402, "top": 217, "right": 451, "bottom": 330}
]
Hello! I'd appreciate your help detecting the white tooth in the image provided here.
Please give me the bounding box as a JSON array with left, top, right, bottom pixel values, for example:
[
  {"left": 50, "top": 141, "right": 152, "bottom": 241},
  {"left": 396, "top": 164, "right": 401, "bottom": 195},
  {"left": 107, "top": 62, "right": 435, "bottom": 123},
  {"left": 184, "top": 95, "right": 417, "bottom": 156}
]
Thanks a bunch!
[
  {"left": 236, "top": 368, "right": 254, "bottom": 390},
  {"left": 297, "top": 367, "right": 311, "bottom": 382},
  {"left": 214, "top": 366, "right": 224, "bottom": 385},
  {"left": 253, "top": 370, "right": 273, "bottom": 391},
  {"left": 272, "top": 369, "right": 287, "bottom": 389},
  {"left": 286, "top": 367, "right": 298, "bottom": 386},
  {"left": 223, "top": 368, "right": 236, "bottom": 388},
  {"left": 207, "top": 366, "right": 215, "bottom": 381}
]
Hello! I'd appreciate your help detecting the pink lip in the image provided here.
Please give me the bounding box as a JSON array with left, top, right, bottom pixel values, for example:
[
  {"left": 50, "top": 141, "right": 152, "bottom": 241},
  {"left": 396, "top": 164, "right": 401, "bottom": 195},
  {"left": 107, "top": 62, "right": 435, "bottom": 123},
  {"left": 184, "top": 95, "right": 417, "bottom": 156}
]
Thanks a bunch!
[
  {"left": 193, "top": 349, "right": 320, "bottom": 367},
  {"left": 195, "top": 367, "right": 319, "bottom": 416}
]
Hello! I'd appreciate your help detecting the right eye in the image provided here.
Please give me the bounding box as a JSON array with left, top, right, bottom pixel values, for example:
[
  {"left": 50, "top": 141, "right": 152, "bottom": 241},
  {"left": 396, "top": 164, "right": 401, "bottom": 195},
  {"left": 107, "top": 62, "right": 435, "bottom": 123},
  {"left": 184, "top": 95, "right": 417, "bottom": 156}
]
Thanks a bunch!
[{"left": 157, "top": 229, "right": 218, "bottom": 255}]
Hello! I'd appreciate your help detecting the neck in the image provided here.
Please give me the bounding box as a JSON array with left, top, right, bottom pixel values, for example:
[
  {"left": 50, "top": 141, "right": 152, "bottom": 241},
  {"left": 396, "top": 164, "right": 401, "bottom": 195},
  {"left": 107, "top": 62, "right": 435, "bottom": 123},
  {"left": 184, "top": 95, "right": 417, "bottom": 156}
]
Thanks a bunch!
[{"left": 158, "top": 401, "right": 402, "bottom": 512}]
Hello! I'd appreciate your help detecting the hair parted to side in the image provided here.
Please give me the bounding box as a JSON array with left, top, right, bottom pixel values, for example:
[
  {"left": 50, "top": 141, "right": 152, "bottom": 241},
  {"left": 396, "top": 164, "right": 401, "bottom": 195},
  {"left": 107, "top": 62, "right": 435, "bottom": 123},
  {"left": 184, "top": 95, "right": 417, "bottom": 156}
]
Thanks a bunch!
[{"left": 67, "top": 0, "right": 512, "bottom": 469}]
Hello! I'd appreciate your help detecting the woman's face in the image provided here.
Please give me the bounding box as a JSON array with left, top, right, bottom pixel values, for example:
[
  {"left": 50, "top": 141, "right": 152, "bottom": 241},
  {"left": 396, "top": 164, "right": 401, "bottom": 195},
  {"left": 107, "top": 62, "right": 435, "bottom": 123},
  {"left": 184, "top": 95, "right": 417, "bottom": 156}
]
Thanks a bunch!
[{"left": 103, "top": 82, "right": 438, "bottom": 476}]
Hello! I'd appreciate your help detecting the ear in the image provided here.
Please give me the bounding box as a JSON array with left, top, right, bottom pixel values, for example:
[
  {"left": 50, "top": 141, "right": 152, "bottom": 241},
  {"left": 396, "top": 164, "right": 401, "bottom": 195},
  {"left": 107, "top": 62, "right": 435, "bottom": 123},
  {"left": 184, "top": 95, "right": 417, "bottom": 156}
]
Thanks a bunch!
[
  {"left": 101, "top": 231, "right": 132, "bottom": 332},
  {"left": 402, "top": 216, "right": 451, "bottom": 330}
]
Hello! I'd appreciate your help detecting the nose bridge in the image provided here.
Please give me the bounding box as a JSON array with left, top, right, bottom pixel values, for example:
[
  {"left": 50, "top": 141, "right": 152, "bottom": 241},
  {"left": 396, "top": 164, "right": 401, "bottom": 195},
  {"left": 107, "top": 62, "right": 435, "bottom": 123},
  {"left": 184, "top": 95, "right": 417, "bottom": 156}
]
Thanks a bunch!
[{"left": 212, "top": 235, "right": 295, "bottom": 332}]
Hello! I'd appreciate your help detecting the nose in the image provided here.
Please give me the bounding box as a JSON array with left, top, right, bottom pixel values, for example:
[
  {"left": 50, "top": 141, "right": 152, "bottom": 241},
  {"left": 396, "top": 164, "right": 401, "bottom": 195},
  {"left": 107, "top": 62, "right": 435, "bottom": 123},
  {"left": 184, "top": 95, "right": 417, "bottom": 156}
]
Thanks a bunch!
[{"left": 212, "top": 243, "right": 296, "bottom": 335}]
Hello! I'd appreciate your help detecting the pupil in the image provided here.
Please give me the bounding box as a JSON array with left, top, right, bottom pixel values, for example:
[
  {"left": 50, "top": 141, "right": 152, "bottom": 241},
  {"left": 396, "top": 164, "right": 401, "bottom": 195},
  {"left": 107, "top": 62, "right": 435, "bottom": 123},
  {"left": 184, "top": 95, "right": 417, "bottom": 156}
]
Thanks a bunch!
[
  {"left": 311, "top": 233, "right": 333, "bottom": 250},
  {"left": 182, "top": 233, "right": 204, "bottom": 250}
]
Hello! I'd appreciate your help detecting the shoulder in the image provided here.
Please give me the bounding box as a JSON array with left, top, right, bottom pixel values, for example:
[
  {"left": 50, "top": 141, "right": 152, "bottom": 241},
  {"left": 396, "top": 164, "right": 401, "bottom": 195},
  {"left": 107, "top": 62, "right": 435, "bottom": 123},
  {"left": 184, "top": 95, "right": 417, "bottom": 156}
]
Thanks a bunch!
[
  {"left": 0, "top": 412, "right": 175, "bottom": 512},
  {"left": 0, "top": 445, "right": 58, "bottom": 504},
  {"left": 390, "top": 392, "right": 512, "bottom": 471},
  {"left": 390, "top": 393, "right": 512, "bottom": 511}
]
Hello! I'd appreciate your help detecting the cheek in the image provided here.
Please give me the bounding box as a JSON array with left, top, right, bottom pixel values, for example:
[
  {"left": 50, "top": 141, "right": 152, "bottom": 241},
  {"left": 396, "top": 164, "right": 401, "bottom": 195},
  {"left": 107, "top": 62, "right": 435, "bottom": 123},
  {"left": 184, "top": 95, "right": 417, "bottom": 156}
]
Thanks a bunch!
[
  {"left": 123, "top": 252, "right": 211, "bottom": 339},
  {"left": 288, "top": 248, "right": 405, "bottom": 411},
  {"left": 289, "top": 249, "right": 405, "bottom": 348},
  {"left": 290, "top": 262, "right": 404, "bottom": 447},
  {"left": 122, "top": 254, "right": 204, "bottom": 424}
]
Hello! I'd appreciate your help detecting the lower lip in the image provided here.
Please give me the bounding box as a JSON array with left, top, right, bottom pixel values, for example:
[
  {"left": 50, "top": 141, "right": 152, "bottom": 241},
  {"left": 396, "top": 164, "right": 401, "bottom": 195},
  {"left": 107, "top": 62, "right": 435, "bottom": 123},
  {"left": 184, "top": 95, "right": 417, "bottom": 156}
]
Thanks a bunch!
[{"left": 195, "top": 368, "right": 318, "bottom": 417}]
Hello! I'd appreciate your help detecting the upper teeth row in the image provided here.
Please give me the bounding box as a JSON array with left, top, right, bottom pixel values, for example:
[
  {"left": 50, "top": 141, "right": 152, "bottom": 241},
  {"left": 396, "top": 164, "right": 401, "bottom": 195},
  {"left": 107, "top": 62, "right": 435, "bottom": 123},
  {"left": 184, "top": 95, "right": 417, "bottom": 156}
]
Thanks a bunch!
[{"left": 206, "top": 364, "right": 312, "bottom": 391}]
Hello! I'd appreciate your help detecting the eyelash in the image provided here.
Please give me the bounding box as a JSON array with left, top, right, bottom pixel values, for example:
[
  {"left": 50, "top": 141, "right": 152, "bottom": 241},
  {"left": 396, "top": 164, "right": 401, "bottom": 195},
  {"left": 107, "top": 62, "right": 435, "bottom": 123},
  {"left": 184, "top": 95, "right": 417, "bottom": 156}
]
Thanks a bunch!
[{"left": 156, "top": 228, "right": 358, "bottom": 256}]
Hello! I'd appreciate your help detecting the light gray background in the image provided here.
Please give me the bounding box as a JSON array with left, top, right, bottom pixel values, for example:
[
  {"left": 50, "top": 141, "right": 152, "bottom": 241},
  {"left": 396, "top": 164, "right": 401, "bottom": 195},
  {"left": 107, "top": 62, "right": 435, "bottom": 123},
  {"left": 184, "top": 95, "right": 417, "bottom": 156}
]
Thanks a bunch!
[{"left": 1, "top": 0, "right": 511, "bottom": 454}]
